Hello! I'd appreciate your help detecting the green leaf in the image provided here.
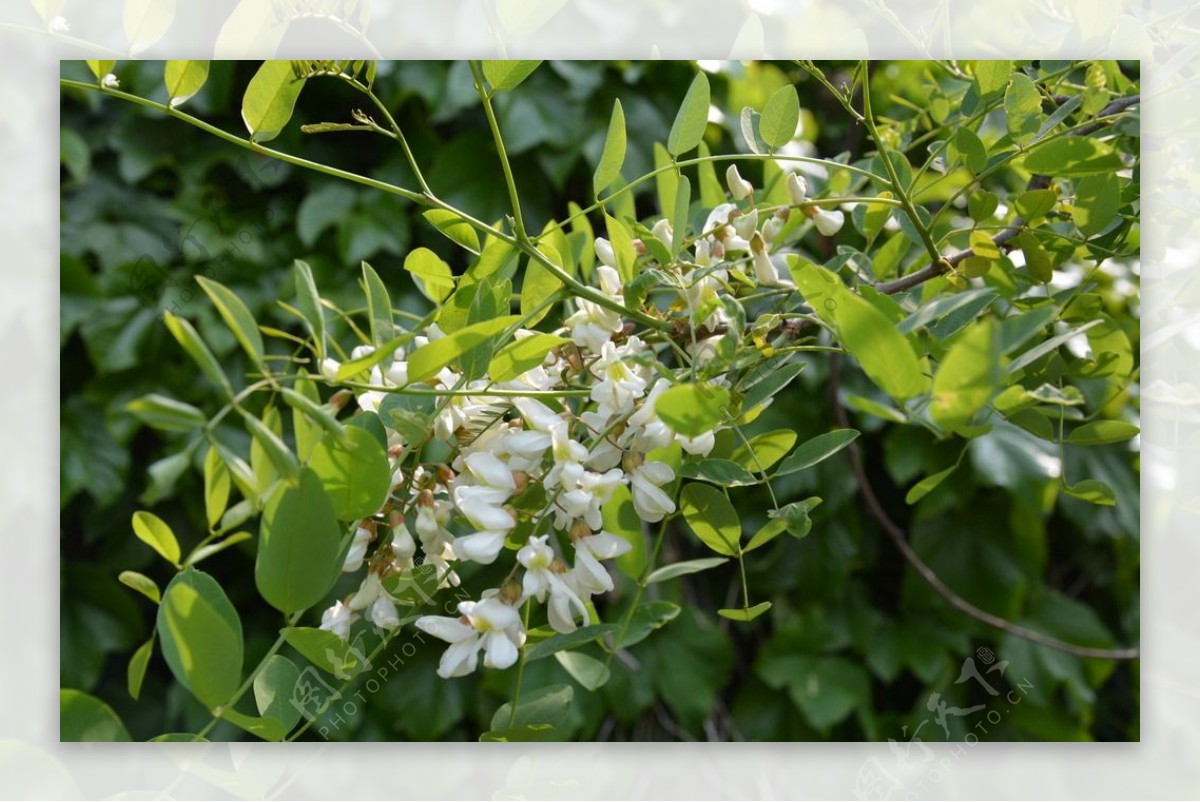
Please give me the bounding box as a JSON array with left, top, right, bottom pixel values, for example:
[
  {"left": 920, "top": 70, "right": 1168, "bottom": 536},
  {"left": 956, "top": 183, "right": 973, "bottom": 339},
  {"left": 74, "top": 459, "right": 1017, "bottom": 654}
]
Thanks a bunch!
[
  {"left": 772, "top": 498, "right": 820, "bottom": 538},
  {"left": 760, "top": 84, "right": 800, "bottom": 149},
  {"left": 520, "top": 244, "right": 564, "bottom": 326},
  {"left": 288, "top": 371, "right": 324, "bottom": 461},
  {"left": 974, "top": 60, "right": 1012, "bottom": 96},
  {"left": 1067, "top": 420, "right": 1139, "bottom": 446},
  {"left": 156, "top": 568, "right": 244, "bottom": 710},
  {"left": 773, "top": 429, "right": 860, "bottom": 476},
  {"left": 60, "top": 689, "right": 131, "bottom": 742},
  {"left": 195, "top": 276, "right": 264, "bottom": 366},
  {"left": 906, "top": 465, "right": 957, "bottom": 504},
  {"left": 1015, "top": 189, "right": 1058, "bottom": 221},
  {"left": 680, "top": 484, "right": 741, "bottom": 556},
  {"left": 555, "top": 651, "right": 611, "bottom": 691},
  {"left": 223, "top": 709, "right": 287, "bottom": 742},
  {"left": 645, "top": 557, "right": 729, "bottom": 585},
  {"left": 132, "top": 510, "right": 180, "bottom": 565},
  {"left": 118, "top": 570, "right": 161, "bottom": 604},
  {"left": 740, "top": 106, "right": 768, "bottom": 155},
  {"left": 127, "top": 636, "right": 154, "bottom": 701},
  {"left": 743, "top": 518, "right": 789, "bottom": 552},
  {"left": 405, "top": 315, "right": 520, "bottom": 384},
  {"left": 123, "top": 0, "right": 174, "bottom": 50},
  {"left": 1024, "top": 137, "right": 1124, "bottom": 176},
  {"left": 282, "top": 627, "right": 362, "bottom": 678},
  {"left": 678, "top": 459, "right": 758, "bottom": 486},
  {"left": 593, "top": 99, "right": 626, "bottom": 195},
  {"left": 361, "top": 261, "right": 394, "bottom": 350},
  {"left": 164, "top": 60, "right": 209, "bottom": 106},
  {"left": 968, "top": 189, "right": 999, "bottom": 222},
  {"left": 718, "top": 602, "right": 772, "bottom": 622},
  {"left": 86, "top": 60, "right": 116, "bottom": 81},
  {"left": 790, "top": 261, "right": 928, "bottom": 401},
  {"left": 482, "top": 60, "right": 542, "bottom": 91},
  {"left": 1016, "top": 231, "right": 1053, "bottom": 284},
  {"left": 186, "top": 531, "right": 252, "bottom": 567},
  {"left": 422, "top": 209, "right": 481, "bottom": 254},
  {"left": 380, "top": 563, "right": 441, "bottom": 606},
  {"left": 125, "top": 393, "right": 206, "bottom": 432},
  {"left": 732, "top": 429, "right": 797, "bottom": 472},
  {"left": 308, "top": 426, "right": 392, "bottom": 521},
  {"left": 280, "top": 387, "right": 346, "bottom": 443},
  {"left": 525, "top": 624, "right": 619, "bottom": 661},
  {"left": 1062, "top": 478, "right": 1116, "bottom": 506},
  {"left": 242, "top": 409, "right": 300, "bottom": 481},
  {"left": 253, "top": 654, "right": 302, "bottom": 734},
  {"left": 671, "top": 174, "right": 691, "bottom": 255},
  {"left": 1004, "top": 72, "right": 1043, "bottom": 142},
  {"left": 615, "top": 600, "right": 681, "bottom": 649},
  {"left": 199, "top": 444, "right": 226, "bottom": 533},
  {"left": 256, "top": 468, "right": 344, "bottom": 614},
  {"left": 696, "top": 140, "right": 724, "bottom": 208},
  {"left": 603, "top": 213, "right": 637, "bottom": 283},
  {"left": 479, "top": 723, "right": 558, "bottom": 742},
  {"left": 667, "top": 71, "right": 710, "bottom": 157},
  {"left": 402, "top": 247, "right": 456, "bottom": 304},
  {"left": 488, "top": 333, "right": 568, "bottom": 382},
  {"left": 931, "top": 319, "right": 1001, "bottom": 433},
  {"left": 1072, "top": 173, "right": 1121, "bottom": 236},
  {"left": 953, "top": 127, "right": 987, "bottom": 173},
  {"left": 1008, "top": 319, "right": 1102, "bottom": 373},
  {"left": 241, "top": 60, "right": 306, "bottom": 142},
  {"left": 490, "top": 683, "right": 573, "bottom": 732},
  {"left": 656, "top": 383, "right": 731, "bottom": 437},
  {"left": 292, "top": 259, "right": 326, "bottom": 359},
  {"left": 162, "top": 312, "right": 233, "bottom": 396}
]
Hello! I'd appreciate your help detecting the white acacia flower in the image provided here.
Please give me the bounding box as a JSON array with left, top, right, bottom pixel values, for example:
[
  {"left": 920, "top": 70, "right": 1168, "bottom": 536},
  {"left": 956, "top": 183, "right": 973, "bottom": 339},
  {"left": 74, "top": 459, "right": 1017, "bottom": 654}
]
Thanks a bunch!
[
  {"left": 369, "top": 594, "right": 400, "bottom": 631},
  {"left": 630, "top": 461, "right": 677, "bottom": 522},
  {"left": 452, "top": 529, "right": 510, "bottom": 564},
  {"left": 733, "top": 208, "right": 759, "bottom": 241},
  {"left": 519, "top": 537, "right": 591, "bottom": 634},
  {"left": 590, "top": 341, "right": 647, "bottom": 412},
  {"left": 651, "top": 218, "right": 674, "bottom": 247},
  {"left": 416, "top": 597, "right": 525, "bottom": 678},
  {"left": 390, "top": 523, "right": 417, "bottom": 571},
  {"left": 347, "top": 570, "right": 384, "bottom": 612},
  {"left": 341, "top": 525, "right": 372, "bottom": 573},
  {"left": 572, "top": 530, "right": 632, "bottom": 594},
  {"left": 453, "top": 484, "right": 516, "bottom": 531},
  {"left": 787, "top": 172, "right": 808, "bottom": 205},
  {"left": 678, "top": 430, "right": 717, "bottom": 456},
  {"left": 726, "top": 164, "right": 754, "bottom": 200},
  {"left": 463, "top": 451, "right": 517, "bottom": 491},
  {"left": 566, "top": 298, "right": 623, "bottom": 354},
  {"left": 813, "top": 208, "right": 845, "bottom": 236},
  {"left": 319, "top": 600, "right": 355, "bottom": 641}
]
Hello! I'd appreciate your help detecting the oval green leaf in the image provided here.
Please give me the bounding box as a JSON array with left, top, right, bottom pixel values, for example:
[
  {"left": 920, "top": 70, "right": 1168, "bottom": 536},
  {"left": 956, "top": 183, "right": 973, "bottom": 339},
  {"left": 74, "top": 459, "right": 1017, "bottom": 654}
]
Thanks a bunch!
[
  {"left": 256, "top": 468, "right": 344, "bottom": 614},
  {"left": 680, "top": 483, "right": 741, "bottom": 557},
  {"left": 156, "top": 567, "right": 244, "bottom": 710},
  {"left": 242, "top": 60, "right": 306, "bottom": 142},
  {"left": 164, "top": 59, "right": 209, "bottom": 106},
  {"left": 132, "top": 510, "right": 180, "bottom": 565},
  {"left": 760, "top": 84, "right": 800, "bottom": 149},
  {"left": 593, "top": 98, "right": 626, "bottom": 196},
  {"left": 61, "top": 689, "right": 131, "bottom": 742},
  {"left": 656, "top": 383, "right": 731, "bottom": 438},
  {"left": 667, "top": 71, "right": 710, "bottom": 157},
  {"left": 308, "top": 425, "right": 392, "bottom": 521}
]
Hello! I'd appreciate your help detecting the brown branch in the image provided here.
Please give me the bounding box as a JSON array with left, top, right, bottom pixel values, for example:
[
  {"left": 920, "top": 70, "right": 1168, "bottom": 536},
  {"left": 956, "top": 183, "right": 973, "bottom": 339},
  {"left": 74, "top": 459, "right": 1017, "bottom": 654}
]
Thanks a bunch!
[{"left": 828, "top": 353, "right": 1139, "bottom": 661}]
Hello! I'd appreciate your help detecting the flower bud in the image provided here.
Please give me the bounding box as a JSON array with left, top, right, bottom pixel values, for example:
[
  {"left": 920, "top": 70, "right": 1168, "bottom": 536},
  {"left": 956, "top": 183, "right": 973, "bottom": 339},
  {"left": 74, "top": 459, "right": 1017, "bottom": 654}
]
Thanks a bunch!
[
  {"left": 49, "top": 15, "right": 69, "bottom": 33},
  {"left": 498, "top": 581, "right": 524, "bottom": 605},
  {"left": 568, "top": 519, "right": 592, "bottom": 542},
  {"left": 694, "top": 238, "right": 712, "bottom": 267},
  {"left": 726, "top": 164, "right": 754, "bottom": 200},
  {"left": 786, "top": 173, "right": 808, "bottom": 205},
  {"left": 101, "top": 73, "right": 120, "bottom": 89},
  {"left": 320, "top": 358, "right": 341, "bottom": 382},
  {"left": 594, "top": 237, "right": 617, "bottom": 269}
]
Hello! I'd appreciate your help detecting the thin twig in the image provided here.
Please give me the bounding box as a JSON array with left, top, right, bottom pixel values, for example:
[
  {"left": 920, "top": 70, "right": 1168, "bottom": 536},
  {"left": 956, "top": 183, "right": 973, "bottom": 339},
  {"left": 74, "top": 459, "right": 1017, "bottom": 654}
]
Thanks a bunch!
[{"left": 828, "top": 353, "right": 1139, "bottom": 661}]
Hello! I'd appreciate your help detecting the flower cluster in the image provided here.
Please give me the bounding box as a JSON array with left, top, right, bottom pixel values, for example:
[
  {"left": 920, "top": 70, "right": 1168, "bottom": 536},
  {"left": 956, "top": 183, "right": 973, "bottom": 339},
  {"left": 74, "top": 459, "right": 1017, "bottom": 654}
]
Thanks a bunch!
[{"left": 316, "top": 163, "right": 842, "bottom": 679}]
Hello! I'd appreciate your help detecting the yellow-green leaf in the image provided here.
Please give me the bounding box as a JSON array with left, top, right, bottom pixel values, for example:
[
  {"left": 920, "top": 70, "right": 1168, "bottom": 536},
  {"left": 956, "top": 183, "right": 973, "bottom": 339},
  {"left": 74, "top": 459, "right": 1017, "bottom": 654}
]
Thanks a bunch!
[
  {"left": 156, "top": 568, "right": 244, "bottom": 710},
  {"left": 667, "top": 71, "right": 710, "bottom": 157},
  {"left": 422, "top": 209, "right": 481, "bottom": 254},
  {"left": 163, "top": 60, "right": 209, "bottom": 106},
  {"left": 241, "top": 60, "right": 306, "bottom": 142},
  {"left": 760, "top": 84, "right": 800, "bottom": 149},
  {"left": 593, "top": 99, "right": 626, "bottom": 196},
  {"left": 930, "top": 319, "right": 1002, "bottom": 433},
  {"left": 256, "top": 469, "right": 344, "bottom": 613},
  {"left": 195, "top": 275, "right": 264, "bottom": 366},
  {"left": 403, "top": 247, "right": 455, "bottom": 303},
  {"left": 680, "top": 483, "right": 741, "bottom": 557},
  {"left": 132, "top": 510, "right": 180, "bottom": 565}
]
